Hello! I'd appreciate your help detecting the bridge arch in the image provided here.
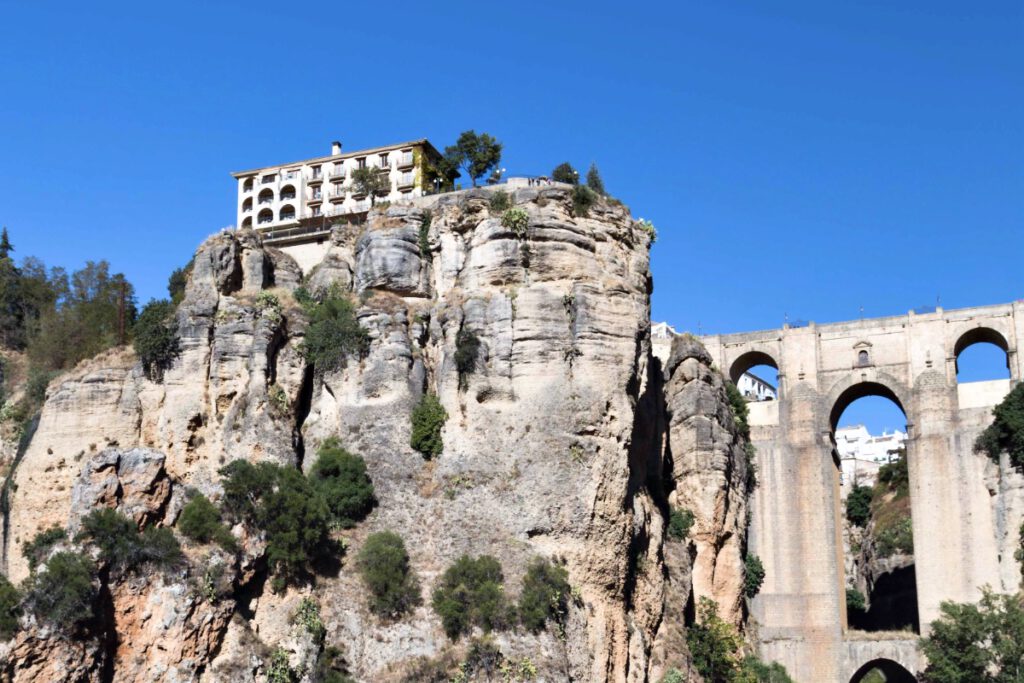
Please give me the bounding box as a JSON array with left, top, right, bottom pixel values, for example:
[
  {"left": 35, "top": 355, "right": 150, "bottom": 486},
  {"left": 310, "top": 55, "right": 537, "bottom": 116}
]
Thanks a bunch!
[
  {"left": 728, "top": 349, "right": 779, "bottom": 385},
  {"left": 849, "top": 658, "right": 916, "bottom": 683},
  {"left": 827, "top": 376, "right": 910, "bottom": 434},
  {"left": 953, "top": 326, "right": 1011, "bottom": 380}
]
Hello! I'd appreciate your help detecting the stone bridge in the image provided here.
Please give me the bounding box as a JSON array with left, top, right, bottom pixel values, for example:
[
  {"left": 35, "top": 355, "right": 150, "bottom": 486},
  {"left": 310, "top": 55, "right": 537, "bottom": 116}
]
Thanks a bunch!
[{"left": 698, "top": 302, "right": 1024, "bottom": 682}]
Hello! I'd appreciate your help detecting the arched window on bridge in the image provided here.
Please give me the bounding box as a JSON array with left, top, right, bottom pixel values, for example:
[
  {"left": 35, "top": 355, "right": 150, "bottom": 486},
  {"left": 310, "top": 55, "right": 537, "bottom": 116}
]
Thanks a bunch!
[
  {"left": 849, "top": 659, "right": 916, "bottom": 683},
  {"left": 954, "top": 327, "right": 1010, "bottom": 383},
  {"left": 831, "top": 383, "right": 918, "bottom": 635},
  {"left": 729, "top": 351, "right": 780, "bottom": 402}
]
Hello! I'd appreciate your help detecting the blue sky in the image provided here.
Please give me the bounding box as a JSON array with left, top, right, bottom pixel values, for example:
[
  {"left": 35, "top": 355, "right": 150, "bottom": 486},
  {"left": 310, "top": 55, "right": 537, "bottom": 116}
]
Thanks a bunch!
[{"left": 1, "top": 2, "right": 1020, "bottom": 431}]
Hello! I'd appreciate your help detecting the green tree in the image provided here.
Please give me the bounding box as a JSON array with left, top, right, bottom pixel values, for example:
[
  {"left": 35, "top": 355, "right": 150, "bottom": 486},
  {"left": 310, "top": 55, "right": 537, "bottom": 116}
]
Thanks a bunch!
[
  {"left": 219, "top": 459, "right": 280, "bottom": 523},
  {"left": 586, "top": 163, "right": 606, "bottom": 195},
  {"left": 738, "top": 656, "right": 797, "bottom": 683},
  {"left": 0, "top": 229, "right": 25, "bottom": 348},
  {"left": 410, "top": 393, "right": 447, "bottom": 458},
  {"left": 167, "top": 260, "right": 193, "bottom": 305},
  {"left": 356, "top": 531, "right": 421, "bottom": 619},
  {"left": 846, "top": 484, "right": 873, "bottom": 528},
  {"left": 23, "top": 551, "right": 96, "bottom": 633},
  {"left": 431, "top": 554, "right": 508, "bottom": 638},
  {"left": 976, "top": 382, "right": 1024, "bottom": 473},
  {"left": 22, "top": 525, "right": 66, "bottom": 572},
  {"left": 77, "top": 507, "right": 182, "bottom": 573},
  {"left": 299, "top": 288, "right": 370, "bottom": 374},
  {"left": 919, "top": 589, "right": 1024, "bottom": 683},
  {"left": 668, "top": 507, "right": 695, "bottom": 540},
  {"left": 0, "top": 574, "right": 21, "bottom": 640},
  {"left": 133, "top": 299, "right": 178, "bottom": 381},
  {"left": 517, "top": 557, "right": 571, "bottom": 632},
  {"left": 444, "top": 131, "right": 503, "bottom": 187},
  {"left": 687, "top": 597, "right": 745, "bottom": 682},
  {"left": 743, "top": 554, "right": 765, "bottom": 599},
  {"left": 177, "top": 492, "right": 237, "bottom": 551},
  {"left": 308, "top": 438, "right": 376, "bottom": 528},
  {"left": 259, "top": 466, "right": 334, "bottom": 588},
  {"left": 454, "top": 328, "right": 480, "bottom": 390},
  {"left": 348, "top": 166, "right": 391, "bottom": 206},
  {"left": 551, "top": 162, "right": 579, "bottom": 184}
]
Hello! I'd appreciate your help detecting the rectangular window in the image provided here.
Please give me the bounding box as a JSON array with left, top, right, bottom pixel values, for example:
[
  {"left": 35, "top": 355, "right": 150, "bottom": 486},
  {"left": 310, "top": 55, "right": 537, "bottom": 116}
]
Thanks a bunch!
[
  {"left": 379, "top": 153, "right": 389, "bottom": 168},
  {"left": 311, "top": 165, "right": 322, "bottom": 179},
  {"left": 262, "top": 174, "right": 276, "bottom": 184},
  {"left": 312, "top": 206, "right": 321, "bottom": 216},
  {"left": 356, "top": 157, "right": 366, "bottom": 169}
]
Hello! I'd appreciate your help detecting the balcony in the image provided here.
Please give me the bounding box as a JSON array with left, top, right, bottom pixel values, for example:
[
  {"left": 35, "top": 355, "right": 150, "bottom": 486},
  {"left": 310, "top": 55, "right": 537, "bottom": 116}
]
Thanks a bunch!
[
  {"left": 397, "top": 172, "right": 415, "bottom": 188},
  {"left": 328, "top": 188, "right": 347, "bottom": 200},
  {"left": 397, "top": 153, "right": 415, "bottom": 169},
  {"left": 329, "top": 167, "right": 347, "bottom": 180}
]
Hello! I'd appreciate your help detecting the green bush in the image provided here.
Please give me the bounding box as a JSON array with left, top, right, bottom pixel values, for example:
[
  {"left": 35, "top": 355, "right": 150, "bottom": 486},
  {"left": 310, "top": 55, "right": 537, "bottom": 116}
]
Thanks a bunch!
[
  {"left": 876, "top": 449, "right": 909, "bottom": 497},
  {"left": 659, "top": 669, "right": 685, "bottom": 683},
  {"left": 637, "top": 218, "right": 657, "bottom": 243},
  {"left": 489, "top": 190, "right": 511, "bottom": 213},
  {"left": 975, "top": 382, "right": 1024, "bottom": 473},
  {"left": 687, "top": 597, "right": 745, "bottom": 682},
  {"left": 167, "top": 260, "right": 193, "bottom": 306},
  {"left": 875, "top": 516, "right": 914, "bottom": 558},
  {"left": 77, "top": 507, "right": 182, "bottom": 573},
  {"left": 308, "top": 438, "right": 375, "bottom": 528},
  {"left": 846, "top": 485, "right": 873, "bottom": 528},
  {"left": 738, "top": 656, "right": 797, "bottom": 682},
  {"left": 418, "top": 210, "right": 432, "bottom": 257},
  {"left": 846, "top": 587, "right": 866, "bottom": 614},
  {"left": 294, "top": 596, "right": 325, "bottom": 642},
  {"left": 725, "top": 381, "right": 750, "bottom": 438},
  {"left": 920, "top": 588, "right": 1024, "bottom": 683},
  {"left": 314, "top": 646, "right": 356, "bottom": 683},
  {"left": 454, "top": 328, "right": 481, "bottom": 389},
  {"left": 178, "top": 493, "right": 237, "bottom": 551},
  {"left": 501, "top": 207, "right": 529, "bottom": 237},
  {"left": 133, "top": 299, "right": 178, "bottom": 381},
  {"left": 668, "top": 507, "right": 695, "bottom": 540},
  {"left": 0, "top": 574, "right": 21, "bottom": 640},
  {"left": 410, "top": 393, "right": 447, "bottom": 458},
  {"left": 551, "top": 162, "right": 579, "bottom": 184},
  {"left": 586, "top": 163, "right": 605, "bottom": 195},
  {"left": 431, "top": 554, "right": 508, "bottom": 639},
  {"left": 299, "top": 287, "right": 370, "bottom": 374},
  {"left": 743, "top": 554, "right": 765, "bottom": 599},
  {"left": 23, "top": 551, "right": 95, "bottom": 632},
  {"left": 267, "top": 646, "right": 297, "bottom": 683},
  {"left": 260, "top": 466, "right": 334, "bottom": 588},
  {"left": 22, "top": 525, "right": 66, "bottom": 572},
  {"left": 571, "top": 185, "right": 597, "bottom": 217},
  {"left": 357, "top": 531, "right": 421, "bottom": 619},
  {"left": 518, "top": 557, "right": 570, "bottom": 632},
  {"left": 218, "top": 459, "right": 280, "bottom": 523}
]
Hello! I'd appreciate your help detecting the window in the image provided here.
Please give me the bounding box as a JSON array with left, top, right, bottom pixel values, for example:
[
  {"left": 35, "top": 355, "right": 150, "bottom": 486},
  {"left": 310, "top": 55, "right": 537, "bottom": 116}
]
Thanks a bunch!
[
  {"left": 262, "top": 174, "right": 276, "bottom": 184},
  {"left": 243, "top": 178, "right": 254, "bottom": 192},
  {"left": 311, "top": 165, "right": 322, "bottom": 179},
  {"left": 311, "top": 206, "right": 321, "bottom": 217},
  {"left": 356, "top": 157, "right": 366, "bottom": 169},
  {"left": 379, "top": 153, "right": 389, "bottom": 168},
  {"left": 858, "top": 350, "right": 870, "bottom": 367},
  {"left": 312, "top": 187, "right": 322, "bottom": 200}
]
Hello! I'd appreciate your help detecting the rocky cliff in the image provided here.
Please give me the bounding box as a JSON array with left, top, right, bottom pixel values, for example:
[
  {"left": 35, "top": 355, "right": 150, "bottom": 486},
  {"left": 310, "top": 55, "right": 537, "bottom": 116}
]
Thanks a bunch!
[{"left": 0, "top": 186, "right": 753, "bottom": 682}]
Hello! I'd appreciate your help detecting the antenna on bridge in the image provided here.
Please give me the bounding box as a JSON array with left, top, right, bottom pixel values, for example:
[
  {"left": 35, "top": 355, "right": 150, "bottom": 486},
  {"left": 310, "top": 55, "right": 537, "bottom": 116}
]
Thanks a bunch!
[{"left": 859, "top": 305, "right": 864, "bottom": 319}]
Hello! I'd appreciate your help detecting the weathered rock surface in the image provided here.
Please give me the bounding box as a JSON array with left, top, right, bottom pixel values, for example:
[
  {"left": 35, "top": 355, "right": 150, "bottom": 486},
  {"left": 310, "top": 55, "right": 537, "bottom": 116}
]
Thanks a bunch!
[{"left": 0, "top": 187, "right": 754, "bottom": 682}]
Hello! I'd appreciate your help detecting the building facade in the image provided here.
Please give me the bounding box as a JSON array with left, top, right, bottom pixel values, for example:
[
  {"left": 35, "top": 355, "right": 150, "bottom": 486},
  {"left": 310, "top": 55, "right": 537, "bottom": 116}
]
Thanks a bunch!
[
  {"left": 837, "top": 424, "right": 906, "bottom": 490},
  {"left": 231, "top": 139, "right": 445, "bottom": 233}
]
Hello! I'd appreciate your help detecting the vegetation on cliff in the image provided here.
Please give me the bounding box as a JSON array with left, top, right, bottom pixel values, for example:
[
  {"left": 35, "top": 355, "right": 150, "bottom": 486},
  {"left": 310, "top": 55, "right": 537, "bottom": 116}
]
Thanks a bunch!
[
  {"left": 975, "top": 382, "right": 1024, "bottom": 473},
  {"left": 356, "top": 531, "right": 421, "bottom": 619}
]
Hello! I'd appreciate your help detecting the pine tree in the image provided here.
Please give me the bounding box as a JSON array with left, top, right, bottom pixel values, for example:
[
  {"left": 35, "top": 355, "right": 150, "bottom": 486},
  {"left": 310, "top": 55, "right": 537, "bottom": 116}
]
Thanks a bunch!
[{"left": 586, "top": 164, "right": 606, "bottom": 195}]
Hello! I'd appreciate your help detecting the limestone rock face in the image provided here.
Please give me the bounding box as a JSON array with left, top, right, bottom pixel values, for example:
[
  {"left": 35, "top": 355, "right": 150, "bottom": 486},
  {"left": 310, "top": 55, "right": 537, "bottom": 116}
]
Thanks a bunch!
[{"left": 0, "top": 188, "right": 752, "bottom": 682}]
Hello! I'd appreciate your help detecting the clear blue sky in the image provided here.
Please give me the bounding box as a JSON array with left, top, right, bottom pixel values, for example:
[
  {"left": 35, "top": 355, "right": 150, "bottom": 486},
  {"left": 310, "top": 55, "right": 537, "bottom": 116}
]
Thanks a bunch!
[{"left": 1, "top": 2, "right": 1020, "bottom": 431}]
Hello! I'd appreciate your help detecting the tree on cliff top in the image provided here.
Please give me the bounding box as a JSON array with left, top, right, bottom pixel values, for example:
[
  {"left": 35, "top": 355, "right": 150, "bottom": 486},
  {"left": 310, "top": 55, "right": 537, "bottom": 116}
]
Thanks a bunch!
[
  {"left": 443, "top": 131, "right": 502, "bottom": 187},
  {"left": 348, "top": 166, "right": 391, "bottom": 206},
  {"left": 975, "top": 382, "right": 1024, "bottom": 473},
  {"left": 551, "top": 162, "right": 579, "bottom": 184}
]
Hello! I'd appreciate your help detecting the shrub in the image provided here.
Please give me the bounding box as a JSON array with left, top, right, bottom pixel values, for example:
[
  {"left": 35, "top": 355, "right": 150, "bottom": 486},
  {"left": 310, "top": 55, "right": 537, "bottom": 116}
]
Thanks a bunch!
[
  {"left": 725, "top": 382, "right": 750, "bottom": 438},
  {"left": 585, "top": 163, "right": 605, "bottom": 195},
  {"left": 743, "top": 554, "right": 765, "bottom": 599},
  {"left": 686, "top": 597, "right": 744, "bottom": 682},
  {"left": 255, "top": 291, "right": 282, "bottom": 325},
  {"left": 874, "top": 516, "right": 914, "bottom": 558},
  {"left": 551, "top": 162, "right": 578, "bottom": 184},
  {"left": 23, "top": 551, "right": 95, "bottom": 632},
  {"left": 667, "top": 507, "right": 695, "bottom": 540},
  {"left": 919, "top": 588, "right": 1024, "bottom": 683},
  {"left": 501, "top": 207, "right": 529, "bottom": 237},
  {"left": 489, "top": 190, "right": 511, "bottom": 213},
  {"left": 294, "top": 596, "right": 326, "bottom": 642},
  {"left": 637, "top": 218, "right": 657, "bottom": 243},
  {"left": 432, "top": 554, "right": 508, "bottom": 639},
  {"left": 0, "top": 574, "right": 21, "bottom": 640},
  {"left": 739, "top": 656, "right": 797, "bottom": 682},
  {"left": 410, "top": 393, "right": 447, "bottom": 458},
  {"left": 314, "top": 646, "right": 356, "bottom": 683},
  {"left": 571, "top": 185, "right": 597, "bottom": 217},
  {"left": 975, "top": 382, "right": 1024, "bottom": 473},
  {"left": 876, "top": 449, "right": 909, "bottom": 497},
  {"left": 454, "top": 328, "right": 481, "bottom": 390},
  {"left": 308, "top": 438, "right": 375, "bottom": 528},
  {"left": 659, "top": 669, "right": 685, "bottom": 683},
  {"left": 260, "top": 466, "right": 334, "bottom": 588},
  {"left": 846, "top": 485, "right": 873, "bottom": 528},
  {"left": 357, "top": 531, "right": 421, "bottom": 619},
  {"left": 418, "top": 210, "right": 432, "bottom": 257},
  {"left": 299, "top": 288, "right": 370, "bottom": 374},
  {"left": 178, "top": 493, "right": 237, "bottom": 551},
  {"left": 846, "top": 587, "right": 866, "bottom": 613},
  {"left": 133, "top": 299, "right": 179, "bottom": 381},
  {"left": 218, "top": 459, "right": 279, "bottom": 523},
  {"left": 22, "top": 525, "right": 66, "bottom": 572},
  {"left": 518, "top": 557, "right": 570, "bottom": 632},
  {"left": 77, "top": 508, "right": 182, "bottom": 573},
  {"left": 167, "top": 260, "right": 193, "bottom": 305},
  {"left": 267, "top": 646, "right": 297, "bottom": 683}
]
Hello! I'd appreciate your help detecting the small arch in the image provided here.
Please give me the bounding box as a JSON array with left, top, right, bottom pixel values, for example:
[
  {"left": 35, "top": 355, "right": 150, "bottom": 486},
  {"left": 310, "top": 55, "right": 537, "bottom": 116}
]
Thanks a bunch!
[
  {"left": 279, "top": 205, "right": 295, "bottom": 221},
  {"left": 241, "top": 197, "right": 253, "bottom": 212},
  {"left": 729, "top": 350, "right": 779, "bottom": 385},
  {"left": 954, "top": 326, "right": 1010, "bottom": 381},
  {"left": 258, "top": 188, "right": 274, "bottom": 204},
  {"left": 243, "top": 177, "right": 254, "bottom": 192},
  {"left": 280, "top": 184, "right": 296, "bottom": 201},
  {"left": 857, "top": 350, "right": 870, "bottom": 367},
  {"left": 849, "top": 658, "right": 916, "bottom": 683},
  {"left": 241, "top": 216, "right": 252, "bottom": 229},
  {"left": 257, "top": 208, "right": 273, "bottom": 225}
]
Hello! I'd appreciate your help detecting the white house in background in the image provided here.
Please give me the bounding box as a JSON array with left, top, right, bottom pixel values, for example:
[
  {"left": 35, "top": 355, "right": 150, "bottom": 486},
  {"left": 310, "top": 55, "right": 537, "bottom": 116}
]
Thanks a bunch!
[
  {"left": 836, "top": 424, "right": 907, "bottom": 492},
  {"left": 737, "top": 371, "right": 777, "bottom": 401}
]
